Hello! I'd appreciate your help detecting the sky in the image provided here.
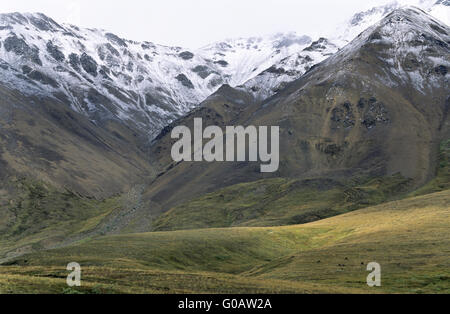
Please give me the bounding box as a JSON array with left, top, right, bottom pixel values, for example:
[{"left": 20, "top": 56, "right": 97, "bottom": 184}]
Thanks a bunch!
[{"left": 0, "top": 0, "right": 433, "bottom": 48}]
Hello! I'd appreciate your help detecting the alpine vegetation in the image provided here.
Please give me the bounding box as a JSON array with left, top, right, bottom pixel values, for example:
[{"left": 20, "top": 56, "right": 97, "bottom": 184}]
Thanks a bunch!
[
  {"left": 171, "top": 118, "right": 280, "bottom": 173},
  {"left": 0, "top": 0, "right": 449, "bottom": 295}
]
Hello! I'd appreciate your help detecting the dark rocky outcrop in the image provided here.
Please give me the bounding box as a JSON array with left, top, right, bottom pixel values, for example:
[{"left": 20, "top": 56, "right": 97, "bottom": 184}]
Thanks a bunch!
[
  {"left": 69, "top": 53, "right": 81, "bottom": 71},
  {"left": 434, "top": 65, "right": 448, "bottom": 76},
  {"left": 192, "top": 65, "right": 214, "bottom": 79},
  {"left": 303, "top": 38, "right": 330, "bottom": 52},
  {"left": 175, "top": 74, "right": 194, "bottom": 89},
  {"left": 4, "top": 34, "right": 42, "bottom": 66},
  {"left": 28, "top": 13, "right": 62, "bottom": 31},
  {"left": 330, "top": 102, "right": 355, "bottom": 129},
  {"left": 26, "top": 69, "right": 60, "bottom": 88},
  {"left": 80, "top": 53, "right": 98, "bottom": 77},
  {"left": 214, "top": 60, "right": 229, "bottom": 67},
  {"left": 105, "top": 33, "right": 128, "bottom": 47},
  {"left": 179, "top": 51, "right": 194, "bottom": 60},
  {"left": 46, "top": 41, "right": 65, "bottom": 62}
]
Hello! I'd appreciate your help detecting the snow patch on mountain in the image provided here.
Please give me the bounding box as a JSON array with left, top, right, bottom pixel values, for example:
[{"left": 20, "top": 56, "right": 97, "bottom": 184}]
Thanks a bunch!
[
  {"left": 322, "top": 6, "right": 449, "bottom": 95},
  {"left": 0, "top": 1, "right": 447, "bottom": 138},
  {"left": 241, "top": 0, "right": 448, "bottom": 100},
  {"left": 241, "top": 38, "right": 339, "bottom": 100},
  {"left": 198, "top": 33, "right": 312, "bottom": 87},
  {"left": 0, "top": 14, "right": 315, "bottom": 137},
  {"left": 332, "top": 0, "right": 449, "bottom": 47}
]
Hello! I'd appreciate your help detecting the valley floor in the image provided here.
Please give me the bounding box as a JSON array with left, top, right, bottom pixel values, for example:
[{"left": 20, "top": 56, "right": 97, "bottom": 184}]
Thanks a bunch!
[{"left": 0, "top": 190, "right": 449, "bottom": 294}]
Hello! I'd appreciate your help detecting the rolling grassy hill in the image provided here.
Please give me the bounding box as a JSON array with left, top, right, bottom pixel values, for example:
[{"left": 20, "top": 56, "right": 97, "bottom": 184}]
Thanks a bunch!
[
  {"left": 152, "top": 175, "right": 412, "bottom": 231},
  {"left": 1, "top": 189, "right": 448, "bottom": 294},
  {"left": 0, "top": 8, "right": 448, "bottom": 295},
  {"left": 153, "top": 139, "right": 449, "bottom": 231},
  {"left": 0, "top": 178, "right": 152, "bottom": 263}
]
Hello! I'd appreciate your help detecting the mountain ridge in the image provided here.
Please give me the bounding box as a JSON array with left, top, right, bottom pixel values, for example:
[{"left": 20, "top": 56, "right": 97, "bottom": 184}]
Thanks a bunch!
[
  {"left": 143, "top": 6, "right": 449, "bottom": 229},
  {"left": 0, "top": 1, "right": 447, "bottom": 140},
  {"left": 0, "top": 3, "right": 448, "bottom": 262},
  {"left": 0, "top": 12, "right": 317, "bottom": 138}
]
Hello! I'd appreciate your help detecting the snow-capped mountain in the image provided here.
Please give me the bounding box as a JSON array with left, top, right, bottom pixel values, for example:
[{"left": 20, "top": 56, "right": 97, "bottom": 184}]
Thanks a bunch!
[
  {"left": 332, "top": 0, "right": 449, "bottom": 47},
  {"left": 198, "top": 33, "right": 312, "bottom": 87},
  {"left": 241, "top": 38, "right": 339, "bottom": 100},
  {"left": 145, "top": 6, "right": 449, "bottom": 220},
  {"left": 0, "top": 12, "right": 232, "bottom": 137},
  {"left": 323, "top": 5, "right": 449, "bottom": 96},
  {"left": 240, "top": 0, "right": 448, "bottom": 100},
  {"left": 0, "top": 14, "right": 313, "bottom": 138},
  {"left": 0, "top": 1, "right": 447, "bottom": 139}
]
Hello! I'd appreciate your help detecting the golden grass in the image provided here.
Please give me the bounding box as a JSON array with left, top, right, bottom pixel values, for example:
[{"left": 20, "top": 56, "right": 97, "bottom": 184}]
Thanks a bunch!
[{"left": 1, "top": 190, "right": 449, "bottom": 293}]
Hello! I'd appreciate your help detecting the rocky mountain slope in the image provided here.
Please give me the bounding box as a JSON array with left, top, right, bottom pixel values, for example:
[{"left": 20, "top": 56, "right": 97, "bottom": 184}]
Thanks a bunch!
[
  {"left": 0, "top": 2, "right": 448, "bottom": 256},
  {"left": 0, "top": 13, "right": 315, "bottom": 138},
  {"left": 0, "top": 1, "right": 447, "bottom": 141},
  {"left": 241, "top": 38, "right": 339, "bottom": 100},
  {"left": 199, "top": 33, "right": 312, "bottom": 87},
  {"left": 0, "top": 84, "right": 153, "bottom": 198},
  {"left": 144, "top": 7, "right": 449, "bottom": 227},
  {"left": 333, "top": 0, "right": 449, "bottom": 47},
  {"left": 240, "top": 0, "right": 449, "bottom": 101},
  {"left": 0, "top": 12, "right": 218, "bottom": 138}
]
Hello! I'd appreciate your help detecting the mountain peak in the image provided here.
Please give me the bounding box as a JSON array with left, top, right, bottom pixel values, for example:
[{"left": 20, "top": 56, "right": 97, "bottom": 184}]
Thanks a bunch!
[
  {"left": 349, "top": 2, "right": 401, "bottom": 27},
  {"left": 374, "top": 5, "right": 448, "bottom": 36},
  {"left": 343, "top": 5, "right": 449, "bottom": 52},
  {"left": 0, "top": 12, "right": 63, "bottom": 31},
  {"left": 333, "top": 1, "right": 449, "bottom": 47}
]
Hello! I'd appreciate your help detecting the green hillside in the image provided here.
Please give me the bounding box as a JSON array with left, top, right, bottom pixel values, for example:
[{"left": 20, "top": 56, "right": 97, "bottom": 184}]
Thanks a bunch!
[
  {"left": 152, "top": 140, "right": 450, "bottom": 231},
  {"left": 2, "top": 189, "right": 448, "bottom": 294},
  {"left": 153, "top": 174, "right": 413, "bottom": 231}
]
